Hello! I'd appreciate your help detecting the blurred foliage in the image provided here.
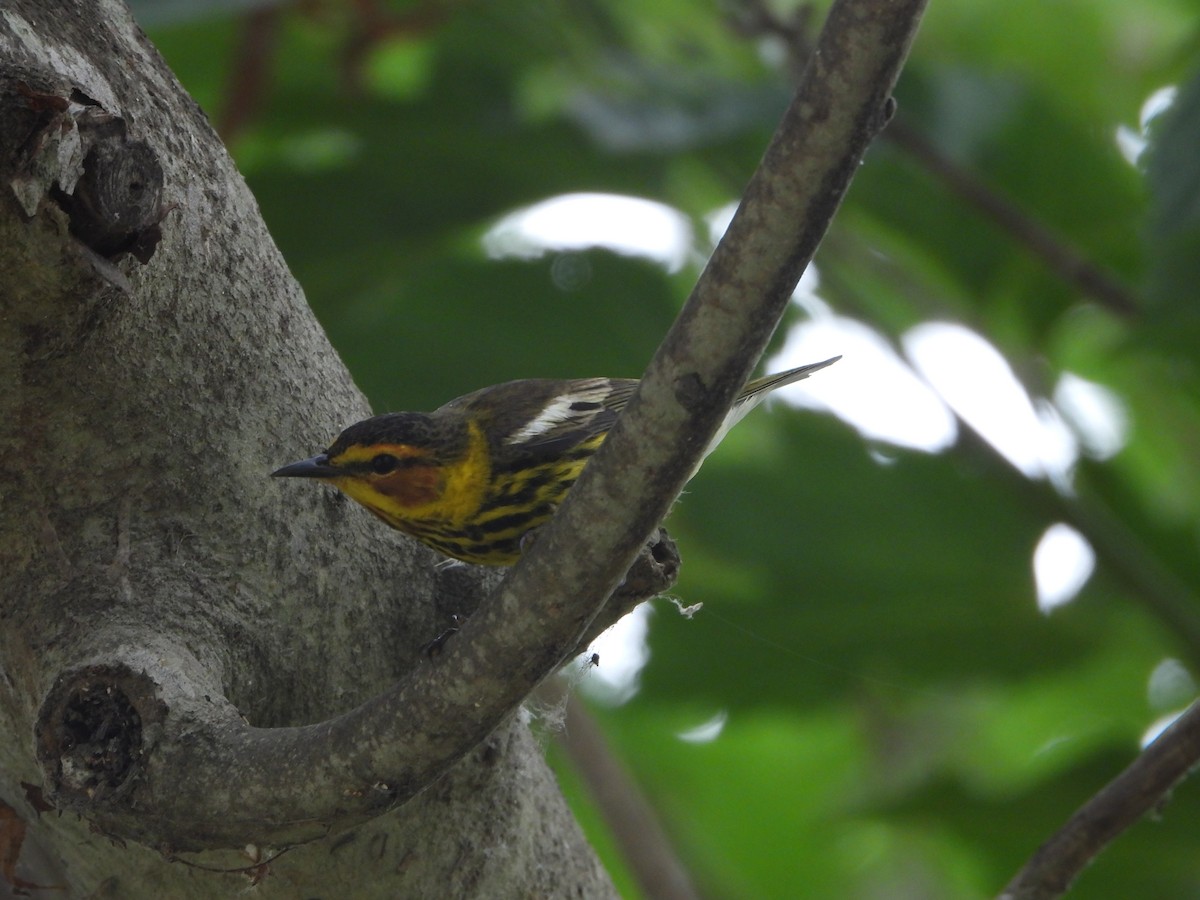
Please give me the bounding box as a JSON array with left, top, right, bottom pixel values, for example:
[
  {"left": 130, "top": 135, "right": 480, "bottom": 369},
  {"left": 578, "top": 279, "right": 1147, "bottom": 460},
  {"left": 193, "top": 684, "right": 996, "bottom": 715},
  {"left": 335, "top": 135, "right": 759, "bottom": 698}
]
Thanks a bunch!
[{"left": 146, "top": 0, "right": 1200, "bottom": 896}]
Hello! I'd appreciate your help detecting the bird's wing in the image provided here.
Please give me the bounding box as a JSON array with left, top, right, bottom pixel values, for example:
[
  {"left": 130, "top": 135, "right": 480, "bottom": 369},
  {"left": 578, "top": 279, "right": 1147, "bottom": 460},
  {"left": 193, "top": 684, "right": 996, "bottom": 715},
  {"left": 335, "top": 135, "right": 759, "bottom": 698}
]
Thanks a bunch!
[{"left": 443, "top": 378, "right": 639, "bottom": 460}]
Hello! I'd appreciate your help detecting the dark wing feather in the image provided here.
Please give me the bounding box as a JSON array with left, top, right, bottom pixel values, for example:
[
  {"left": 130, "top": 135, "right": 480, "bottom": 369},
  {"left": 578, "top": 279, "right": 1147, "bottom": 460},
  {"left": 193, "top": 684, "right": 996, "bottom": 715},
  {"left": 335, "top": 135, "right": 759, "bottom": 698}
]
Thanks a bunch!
[{"left": 438, "top": 377, "right": 639, "bottom": 462}]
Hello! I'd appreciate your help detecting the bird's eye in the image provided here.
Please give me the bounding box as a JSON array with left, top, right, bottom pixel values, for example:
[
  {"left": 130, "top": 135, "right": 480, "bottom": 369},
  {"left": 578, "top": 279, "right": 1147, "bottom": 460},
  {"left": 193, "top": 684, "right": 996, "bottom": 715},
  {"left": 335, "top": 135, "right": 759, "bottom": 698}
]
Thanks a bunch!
[{"left": 371, "top": 453, "right": 400, "bottom": 475}]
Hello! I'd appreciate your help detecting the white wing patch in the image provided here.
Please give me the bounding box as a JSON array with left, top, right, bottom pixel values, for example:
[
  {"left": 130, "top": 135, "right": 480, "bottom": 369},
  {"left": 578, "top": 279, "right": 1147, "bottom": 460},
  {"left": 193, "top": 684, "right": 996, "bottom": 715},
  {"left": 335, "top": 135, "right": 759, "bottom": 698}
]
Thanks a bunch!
[{"left": 505, "top": 380, "right": 612, "bottom": 445}]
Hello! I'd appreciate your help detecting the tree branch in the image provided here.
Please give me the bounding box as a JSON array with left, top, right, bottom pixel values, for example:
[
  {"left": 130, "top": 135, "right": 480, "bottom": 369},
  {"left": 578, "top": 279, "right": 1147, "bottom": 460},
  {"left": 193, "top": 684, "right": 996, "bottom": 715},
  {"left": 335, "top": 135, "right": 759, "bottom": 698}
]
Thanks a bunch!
[
  {"left": 34, "top": 533, "right": 680, "bottom": 849},
  {"left": 487, "top": 0, "right": 926, "bottom": 719},
  {"left": 999, "top": 700, "right": 1200, "bottom": 899},
  {"left": 20, "top": 0, "right": 928, "bottom": 852}
]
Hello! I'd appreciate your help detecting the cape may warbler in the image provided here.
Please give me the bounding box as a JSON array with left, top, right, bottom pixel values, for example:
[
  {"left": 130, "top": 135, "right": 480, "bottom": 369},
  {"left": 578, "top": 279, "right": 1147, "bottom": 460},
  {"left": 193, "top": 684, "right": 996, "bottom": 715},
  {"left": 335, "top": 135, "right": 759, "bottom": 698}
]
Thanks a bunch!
[{"left": 273, "top": 357, "right": 838, "bottom": 565}]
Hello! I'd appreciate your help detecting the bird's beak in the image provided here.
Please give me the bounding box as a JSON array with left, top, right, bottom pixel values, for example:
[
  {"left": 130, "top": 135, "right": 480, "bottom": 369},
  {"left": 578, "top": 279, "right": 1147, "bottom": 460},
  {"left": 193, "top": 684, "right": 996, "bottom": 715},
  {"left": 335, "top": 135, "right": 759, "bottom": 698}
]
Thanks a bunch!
[{"left": 271, "top": 454, "right": 339, "bottom": 478}]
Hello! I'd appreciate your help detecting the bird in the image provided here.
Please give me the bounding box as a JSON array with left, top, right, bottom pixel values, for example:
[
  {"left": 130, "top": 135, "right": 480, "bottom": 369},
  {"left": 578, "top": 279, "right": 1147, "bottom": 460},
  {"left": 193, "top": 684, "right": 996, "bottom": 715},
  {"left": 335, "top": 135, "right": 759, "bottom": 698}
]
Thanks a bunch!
[{"left": 273, "top": 357, "right": 839, "bottom": 565}]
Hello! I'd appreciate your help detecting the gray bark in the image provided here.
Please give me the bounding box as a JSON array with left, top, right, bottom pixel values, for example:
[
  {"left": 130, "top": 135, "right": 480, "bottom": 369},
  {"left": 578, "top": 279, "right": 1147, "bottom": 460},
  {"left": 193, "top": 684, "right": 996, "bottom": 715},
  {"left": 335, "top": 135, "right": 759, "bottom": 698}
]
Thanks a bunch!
[
  {"left": 0, "top": 1, "right": 630, "bottom": 894},
  {"left": 0, "top": 0, "right": 929, "bottom": 893}
]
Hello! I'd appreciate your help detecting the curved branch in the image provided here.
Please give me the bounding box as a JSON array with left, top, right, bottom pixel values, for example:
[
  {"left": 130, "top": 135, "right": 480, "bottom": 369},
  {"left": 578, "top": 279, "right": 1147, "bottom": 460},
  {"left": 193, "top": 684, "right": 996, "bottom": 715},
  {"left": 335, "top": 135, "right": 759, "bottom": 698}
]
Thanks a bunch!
[
  {"left": 36, "top": 533, "right": 680, "bottom": 849},
  {"left": 999, "top": 700, "right": 1200, "bottom": 899},
  {"left": 33, "top": 0, "right": 928, "bottom": 850},
  {"left": 492, "top": 0, "right": 924, "bottom": 661}
]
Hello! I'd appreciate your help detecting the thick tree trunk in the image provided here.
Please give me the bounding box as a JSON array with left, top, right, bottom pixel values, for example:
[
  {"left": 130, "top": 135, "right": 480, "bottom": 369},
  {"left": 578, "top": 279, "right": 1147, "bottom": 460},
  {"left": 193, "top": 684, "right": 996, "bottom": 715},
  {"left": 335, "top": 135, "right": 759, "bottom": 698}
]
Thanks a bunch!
[
  {"left": 0, "top": 0, "right": 928, "bottom": 893},
  {"left": 0, "top": 1, "right": 629, "bottom": 895}
]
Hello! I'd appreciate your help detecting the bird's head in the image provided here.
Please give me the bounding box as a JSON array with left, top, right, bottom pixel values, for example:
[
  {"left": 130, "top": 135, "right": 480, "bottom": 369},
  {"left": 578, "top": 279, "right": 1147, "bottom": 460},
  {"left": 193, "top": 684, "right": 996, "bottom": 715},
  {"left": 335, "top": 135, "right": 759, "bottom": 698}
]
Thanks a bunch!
[{"left": 273, "top": 412, "right": 465, "bottom": 514}]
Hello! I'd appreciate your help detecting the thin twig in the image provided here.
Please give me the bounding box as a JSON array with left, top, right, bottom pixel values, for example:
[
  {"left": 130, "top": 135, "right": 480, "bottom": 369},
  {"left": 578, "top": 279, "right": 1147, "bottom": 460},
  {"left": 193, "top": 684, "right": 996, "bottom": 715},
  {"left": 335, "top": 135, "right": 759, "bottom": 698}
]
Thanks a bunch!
[
  {"left": 999, "top": 700, "right": 1200, "bottom": 899},
  {"left": 734, "top": 0, "right": 1140, "bottom": 319},
  {"left": 540, "top": 682, "right": 701, "bottom": 900},
  {"left": 884, "top": 120, "right": 1139, "bottom": 318},
  {"left": 948, "top": 424, "right": 1200, "bottom": 670},
  {"left": 217, "top": 7, "right": 281, "bottom": 143}
]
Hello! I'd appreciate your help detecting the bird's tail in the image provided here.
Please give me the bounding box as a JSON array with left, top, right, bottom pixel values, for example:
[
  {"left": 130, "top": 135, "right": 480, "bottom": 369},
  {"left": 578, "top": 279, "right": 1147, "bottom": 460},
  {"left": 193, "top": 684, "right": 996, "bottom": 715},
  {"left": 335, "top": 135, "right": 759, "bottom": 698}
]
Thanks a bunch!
[
  {"left": 741, "top": 356, "right": 842, "bottom": 400},
  {"left": 701, "top": 355, "right": 841, "bottom": 464}
]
